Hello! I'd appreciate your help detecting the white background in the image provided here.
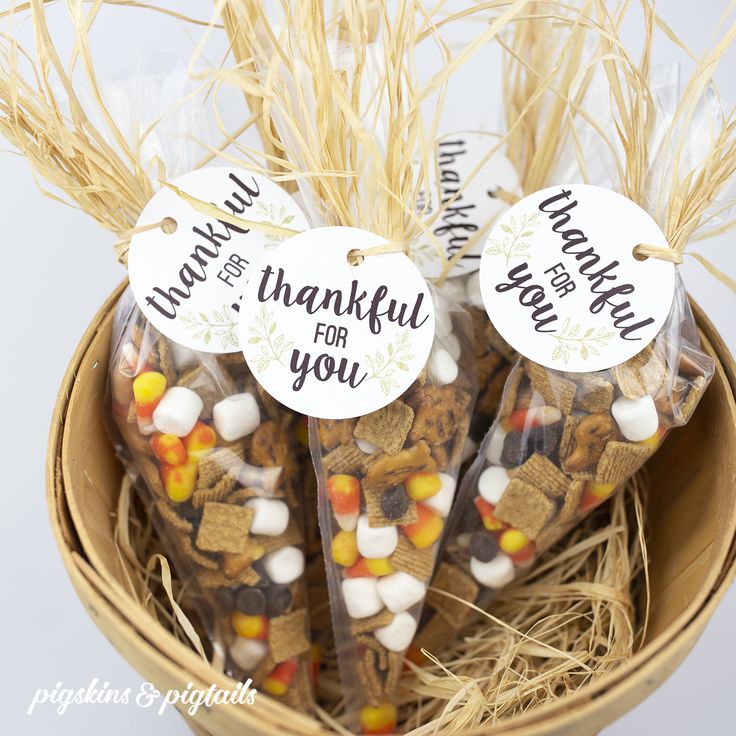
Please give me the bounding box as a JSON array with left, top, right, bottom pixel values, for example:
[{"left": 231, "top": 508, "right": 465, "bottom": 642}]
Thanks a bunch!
[{"left": 1, "top": 2, "right": 735, "bottom": 734}]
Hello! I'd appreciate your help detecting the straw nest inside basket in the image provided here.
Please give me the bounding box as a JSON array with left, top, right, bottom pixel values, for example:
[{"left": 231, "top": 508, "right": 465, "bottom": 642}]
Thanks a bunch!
[{"left": 116, "top": 470, "right": 649, "bottom": 733}]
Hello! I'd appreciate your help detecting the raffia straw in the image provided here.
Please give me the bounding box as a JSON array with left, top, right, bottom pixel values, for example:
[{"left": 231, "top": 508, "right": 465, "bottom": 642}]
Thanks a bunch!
[
  {"left": 0, "top": 1, "right": 256, "bottom": 263},
  {"left": 202, "top": 0, "right": 535, "bottom": 275},
  {"left": 113, "top": 453, "right": 648, "bottom": 732},
  {"left": 567, "top": 1, "right": 736, "bottom": 288}
]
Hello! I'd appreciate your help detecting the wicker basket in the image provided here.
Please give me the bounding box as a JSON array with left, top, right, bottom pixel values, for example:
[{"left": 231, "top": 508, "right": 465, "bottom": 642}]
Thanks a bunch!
[{"left": 47, "top": 282, "right": 736, "bottom": 736}]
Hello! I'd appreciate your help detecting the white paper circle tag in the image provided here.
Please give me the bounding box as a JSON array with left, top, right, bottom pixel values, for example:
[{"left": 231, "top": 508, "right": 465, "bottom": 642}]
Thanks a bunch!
[
  {"left": 239, "top": 227, "right": 435, "bottom": 418},
  {"left": 128, "top": 167, "right": 308, "bottom": 353},
  {"left": 412, "top": 132, "right": 520, "bottom": 279},
  {"left": 480, "top": 185, "right": 676, "bottom": 373}
]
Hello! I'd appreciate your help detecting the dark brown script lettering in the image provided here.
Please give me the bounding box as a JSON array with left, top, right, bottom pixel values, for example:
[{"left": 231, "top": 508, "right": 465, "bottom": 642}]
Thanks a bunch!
[
  {"left": 432, "top": 139, "right": 479, "bottom": 258},
  {"left": 145, "top": 174, "right": 256, "bottom": 319},
  {"left": 290, "top": 351, "right": 367, "bottom": 392},
  {"left": 537, "top": 189, "right": 655, "bottom": 340},
  {"left": 256, "top": 266, "right": 430, "bottom": 335},
  {"left": 495, "top": 263, "right": 558, "bottom": 332}
]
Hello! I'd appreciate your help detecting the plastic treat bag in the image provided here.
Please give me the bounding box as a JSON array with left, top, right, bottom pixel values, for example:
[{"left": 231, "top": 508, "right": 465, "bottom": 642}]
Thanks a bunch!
[
  {"left": 424, "top": 282, "right": 713, "bottom": 628},
  {"left": 108, "top": 289, "right": 315, "bottom": 701},
  {"left": 309, "top": 288, "right": 476, "bottom": 732},
  {"left": 216, "top": 5, "right": 514, "bottom": 730},
  {"left": 0, "top": 2, "right": 316, "bottom": 703},
  {"left": 411, "top": 7, "right": 736, "bottom": 656}
]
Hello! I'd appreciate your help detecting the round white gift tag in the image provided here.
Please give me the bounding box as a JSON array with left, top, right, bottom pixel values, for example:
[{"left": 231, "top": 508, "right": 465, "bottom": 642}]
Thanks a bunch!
[
  {"left": 479, "top": 185, "right": 676, "bottom": 372},
  {"left": 412, "top": 132, "right": 520, "bottom": 279},
  {"left": 239, "top": 227, "right": 435, "bottom": 418},
  {"left": 128, "top": 167, "right": 308, "bottom": 352}
]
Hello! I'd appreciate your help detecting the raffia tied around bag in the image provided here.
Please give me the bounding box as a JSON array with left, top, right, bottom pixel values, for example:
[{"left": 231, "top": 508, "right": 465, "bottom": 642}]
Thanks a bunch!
[{"left": 0, "top": 2, "right": 248, "bottom": 264}]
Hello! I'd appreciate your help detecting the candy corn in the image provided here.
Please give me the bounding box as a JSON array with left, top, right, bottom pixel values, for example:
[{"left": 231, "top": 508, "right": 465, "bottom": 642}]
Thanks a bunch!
[
  {"left": 231, "top": 611, "right": 268, "bottom": 640},
  {"left": 327, "top": 474, "right": 361, "bottom": 531},
  {"left": 332, "top": 530, "right": 360, "bottom": 567},
  {"left": 132, "top": 371, "right": 167, "bottom": 405},
  {"left": 360, "top": 702, "right": 397, "bottom": 735},
  {"left": 401, "top": 504, "right": 443, "bottom": 548},
  {"left": 161, "top": 459, "right": 198, "bottom": 503},
  {"left": 346, "top": 557, "right": 395, "bottom": 578},
  {"left": 405, "top": 472, "right": 442, "bottom": 501},
  {"left": 263, "top": 659, "right": 298, "bottom": 696},
  {"left": 503, "top": 406, "right": 561, "bottom": 432},
  {"left": 499, "top": 528, "right": 529, "bottom": 554},
  {"left": 185, "top": 421, "right": 217, "bottom": 458},
  {"left": 150, "top": 434, "right": 187, "bottom": 466},
  {"left": 474, "top": 497, "right": 507, "bottom": 531}
]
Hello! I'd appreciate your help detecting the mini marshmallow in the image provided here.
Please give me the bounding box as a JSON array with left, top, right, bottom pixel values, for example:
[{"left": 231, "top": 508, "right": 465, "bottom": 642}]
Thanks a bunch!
[
  {"left": 356, "top": 514, "right": 398, "bottom": 558},
  {"left": 377, "top": 572, "right": 426, "bottom": 613},
  {"left": 213, "top": 393, "right": 261, "bottom": 442},
  {"left": 262, "top": 546, "right": 304, "bottom": 585},
  {"left": 470, "top": 553, "right": 515, "bottom": 588},
  {"left": 169, "top": 341, "right": 198, "bottom": 371},
  {"left": 245, "top": 498, "right": 289, "bottom": 536},
  {"left": 229, "top": 638, "right": 268, "bottom": 671},
  {"left": 478, "top": 466, "right": 510, "bottom": 505},
  {"left": 356, "top": 438, "right": 379, "bottom": 454},
  {"left": 422, "top": 473, "right": 456, "bottom": 518},
  {"left": 374, "top": 611, "right": 418, "bottom": 652},
  {"left": 611, "top": 394, "right": 659, "bottom": 441},
  {"left": 466, "top": 271, "right": 484, "bottom": 308},
  {"left": 152, "top": 386, "right": 203, "bottom": 437},
  {"left": 485, "top": 426, "right": 508, "bottom": 464},
  {"left": 342, "top": 577, "right": 383, "bottom": 619},
  {"left": 428, "top": 348, "right": 458, "bottom": 387},
  {"left": 239, "top": 463, "right": 282, "bottom": 495}
]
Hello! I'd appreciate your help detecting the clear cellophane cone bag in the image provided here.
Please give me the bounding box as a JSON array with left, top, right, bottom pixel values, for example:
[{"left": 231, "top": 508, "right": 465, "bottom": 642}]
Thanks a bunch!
[
  {"left": 309, "top": 288, "right": 477, "bottom": 733},
  {"left": 108, "top": 288, "right": 315, "bottom": 706}
]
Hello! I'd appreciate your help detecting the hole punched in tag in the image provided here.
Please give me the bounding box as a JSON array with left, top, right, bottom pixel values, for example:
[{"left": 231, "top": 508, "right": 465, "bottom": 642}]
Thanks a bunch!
[
  {"left": 346, "top": 240, "right": 411, "bottom": 266},
  {"left": 632, "top": 243, "right": 683, "bottom": 264},
  {"left": 347, "top": 249, "right": 365, "bottom": 266},
  {"left": 161, "top": 216, "right": 178, "bottom": 234}
]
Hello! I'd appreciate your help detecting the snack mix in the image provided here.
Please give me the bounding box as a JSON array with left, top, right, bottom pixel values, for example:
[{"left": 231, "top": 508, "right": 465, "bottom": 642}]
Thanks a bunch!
[
  {"left": 411, "top": 285, "right": 714, "bottom": 655},
  {"left": 107, "top": 289, "right": 314, "bottom": 707},
  {"left": 311, "top": 295, "right": 477, "bottom": 734}
]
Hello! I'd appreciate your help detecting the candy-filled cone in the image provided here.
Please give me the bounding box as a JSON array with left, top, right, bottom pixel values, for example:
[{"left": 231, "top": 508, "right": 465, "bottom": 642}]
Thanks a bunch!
[
  {"left": 414, "top": 283, "right": 715, "bottom": 652},
  {"left": 107, "top": 288, "right": 314, "bottom": 708},
  {"left": 311, "top": 298, "right": 477, "bottom": 733}
]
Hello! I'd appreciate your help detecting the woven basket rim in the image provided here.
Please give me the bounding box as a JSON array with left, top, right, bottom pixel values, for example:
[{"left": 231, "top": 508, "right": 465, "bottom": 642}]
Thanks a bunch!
[{"left": 46, "top": 280, "right": 736, "bottom": 735}]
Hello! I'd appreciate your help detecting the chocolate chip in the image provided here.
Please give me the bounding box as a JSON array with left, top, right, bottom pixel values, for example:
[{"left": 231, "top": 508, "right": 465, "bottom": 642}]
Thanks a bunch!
[
  {"left": 529, "top": 425, "right": 559, "bottom": 456},
  {"left": 469, "top": 532, "right": 499, "bottom": 563},
  {"left": 235, "top": 587, "right": 266, "bottom": 615},
  {"left": 215, "top": 587, "right": 236, "bottom": 612},
  {"left": 265, "top": 584, "right": 292, "bottom": 616},
  {"left": 502, "top": 431, "right": 533, "bottom": 466},
  {"left": 381, "top": 486, "right": 410, "bottom": 520}
]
